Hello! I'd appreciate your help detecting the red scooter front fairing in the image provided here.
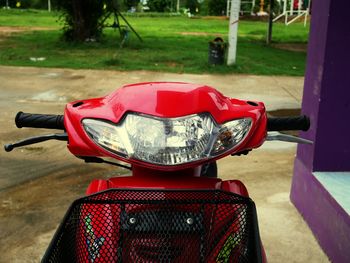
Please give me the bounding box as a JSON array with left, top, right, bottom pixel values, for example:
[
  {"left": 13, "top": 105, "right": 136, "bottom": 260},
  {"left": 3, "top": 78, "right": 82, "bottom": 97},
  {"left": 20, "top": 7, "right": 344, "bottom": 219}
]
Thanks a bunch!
[
  {"left": 40, "top": 82, "right": 267, "bottom": 262},
  {"left": 63, "top": 82, "right": 267, "bottom": 171},
  {"left": 6, "top": 82, "right": 312, "bottom": 263}
]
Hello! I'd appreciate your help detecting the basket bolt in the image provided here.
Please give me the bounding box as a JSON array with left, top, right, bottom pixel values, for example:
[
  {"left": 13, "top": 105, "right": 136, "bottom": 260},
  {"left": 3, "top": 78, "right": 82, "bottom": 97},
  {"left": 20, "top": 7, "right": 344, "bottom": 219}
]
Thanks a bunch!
[
  {"left": 129, "top": 217, "right": 137, "bottom": 224},
  {"left": 186, "top": 217, "right": 194, "bottom": 225}
]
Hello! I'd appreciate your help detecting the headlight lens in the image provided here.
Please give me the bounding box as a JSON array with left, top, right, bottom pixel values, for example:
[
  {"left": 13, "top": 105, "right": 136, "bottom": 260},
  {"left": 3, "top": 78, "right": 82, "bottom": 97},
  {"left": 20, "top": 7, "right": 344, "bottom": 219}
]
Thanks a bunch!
[
  {"left": 82, "top": 113, "right": 251, "bottom": 166},
  {"left": 211, "top": 118, "right": 252, "bottom": 156},
  {"left": 124, "top": 114, "right": 214, "bottom": 165},
  {"left": 82, "top": 119, "right": 128, "bottom": 157}
]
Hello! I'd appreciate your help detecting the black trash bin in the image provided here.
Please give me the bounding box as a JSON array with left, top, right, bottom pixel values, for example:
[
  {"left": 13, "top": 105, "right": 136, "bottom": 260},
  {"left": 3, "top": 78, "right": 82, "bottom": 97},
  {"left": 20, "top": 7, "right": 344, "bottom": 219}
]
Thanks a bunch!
[{"left": 208, "top": 37, "right": 226, "bottom": 65}]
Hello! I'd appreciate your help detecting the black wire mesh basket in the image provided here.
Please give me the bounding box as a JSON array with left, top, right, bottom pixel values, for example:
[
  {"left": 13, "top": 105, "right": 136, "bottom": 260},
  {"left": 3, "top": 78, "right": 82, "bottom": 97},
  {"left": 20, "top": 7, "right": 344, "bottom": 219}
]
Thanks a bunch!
[{"left": 42, "top": 189, "right": 262, "bottom": 263}]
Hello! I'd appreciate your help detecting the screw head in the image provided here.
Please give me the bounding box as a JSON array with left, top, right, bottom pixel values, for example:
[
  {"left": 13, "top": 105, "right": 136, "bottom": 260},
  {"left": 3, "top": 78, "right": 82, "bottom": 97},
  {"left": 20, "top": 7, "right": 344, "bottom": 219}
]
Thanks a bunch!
[
  {"left": 129, "top": 217, "right": 137, "bottom": 224},
  {"left": 186, "top": 217, "right": 194, "bottom": 225}
]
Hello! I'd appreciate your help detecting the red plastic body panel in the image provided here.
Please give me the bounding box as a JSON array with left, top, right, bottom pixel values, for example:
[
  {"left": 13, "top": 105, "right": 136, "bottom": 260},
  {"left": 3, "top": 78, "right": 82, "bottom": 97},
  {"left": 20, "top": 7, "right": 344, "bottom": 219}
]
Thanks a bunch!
[
  {"left": 64, "top": 82, "right": 267, "bottom": 171},
  {"left": 86, "top": 176, "right": 221, "bottom": 195},
  {"left": 86, "top": 177, "right": 249, "bottom": 196},
  {"left": 221, "top": 180, "right": 249, "bottom": 197},
  {"left": 86, "top": 166, "right": 249, "bottom": 197},
  {"left": 86, "top": 167, "right": 221, "bottom": 195}
]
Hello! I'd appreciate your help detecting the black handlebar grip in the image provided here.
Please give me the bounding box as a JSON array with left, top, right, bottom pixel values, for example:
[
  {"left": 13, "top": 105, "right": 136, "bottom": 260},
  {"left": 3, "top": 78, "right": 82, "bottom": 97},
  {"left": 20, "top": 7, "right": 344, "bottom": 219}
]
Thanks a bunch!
[
  {"left": 15, "top": 112, "right": 65, "bottom": 130},
  {"left": 267, "top": 115, "right": 310, "bottom": 131}
]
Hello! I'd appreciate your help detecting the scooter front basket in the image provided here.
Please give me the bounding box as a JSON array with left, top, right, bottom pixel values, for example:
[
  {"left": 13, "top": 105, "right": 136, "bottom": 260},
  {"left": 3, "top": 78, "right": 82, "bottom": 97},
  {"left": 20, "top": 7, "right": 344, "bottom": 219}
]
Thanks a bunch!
[{"left": 42, "top": 189, "right": 263, "bottom": 263}]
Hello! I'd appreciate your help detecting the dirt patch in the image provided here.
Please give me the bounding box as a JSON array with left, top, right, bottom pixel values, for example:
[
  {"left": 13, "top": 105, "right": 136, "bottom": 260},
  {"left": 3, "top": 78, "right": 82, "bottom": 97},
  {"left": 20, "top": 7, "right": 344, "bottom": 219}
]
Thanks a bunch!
[
  {"left": 164, "top": 61, "right": 183, "bottom": 68},
  {"left": 272, "top": 43, "right": 308, "bottom": 52},
  {"left": 0, "top": 26, "right": 55, "bottom": 33},
  {"left": 178, "top": 31, "right": 223, "bottom": 37},
  {"left": 201, "top": 16, "right": 228, "bottom": 20},
  {"left": 0, "top": 26, "right": 56, "bottom": 41}
]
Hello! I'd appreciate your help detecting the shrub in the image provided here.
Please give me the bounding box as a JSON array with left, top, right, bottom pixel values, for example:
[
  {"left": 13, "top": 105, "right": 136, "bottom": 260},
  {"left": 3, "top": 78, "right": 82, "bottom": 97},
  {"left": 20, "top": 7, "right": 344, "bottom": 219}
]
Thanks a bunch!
[
  {"left": 147, "top": 0, "right": 172, "bottom": 12},
  {"left": 208, "top": 0, "right": 226, "bottom": 16},
  {"left": 123, "top": 0, "right": 139, "bottom": 11},
  {"left": 29, "top": 0, "right": 49, "bottom": 9},
  {"left": 52, "top": 0, "right": 105, "bottom": 42},
  {"left": 185, "top": 0, "right": 198, "bottom": 14}
]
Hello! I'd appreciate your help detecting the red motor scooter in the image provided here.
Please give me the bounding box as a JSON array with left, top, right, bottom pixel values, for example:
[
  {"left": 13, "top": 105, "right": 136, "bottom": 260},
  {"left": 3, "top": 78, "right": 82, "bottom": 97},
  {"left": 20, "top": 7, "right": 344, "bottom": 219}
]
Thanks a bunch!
[{"left": 5, "top": 82, "right": 311, "bottom": 263}]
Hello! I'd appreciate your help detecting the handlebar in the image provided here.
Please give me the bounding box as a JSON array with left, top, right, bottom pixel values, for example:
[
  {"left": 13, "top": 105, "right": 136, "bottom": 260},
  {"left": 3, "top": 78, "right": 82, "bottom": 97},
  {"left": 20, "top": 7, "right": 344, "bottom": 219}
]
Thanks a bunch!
[
  {"left": 267, "top": 115, "right": 310, "bottom": 132},
  {"left": 6, "top": 111, "right": 311, "bottom": 154},
  {"left": 14, "top": 112, "right": 310, "bottom": 132},
  {"left": 15, "top": 112, "right": 65, "bottom": 130}
]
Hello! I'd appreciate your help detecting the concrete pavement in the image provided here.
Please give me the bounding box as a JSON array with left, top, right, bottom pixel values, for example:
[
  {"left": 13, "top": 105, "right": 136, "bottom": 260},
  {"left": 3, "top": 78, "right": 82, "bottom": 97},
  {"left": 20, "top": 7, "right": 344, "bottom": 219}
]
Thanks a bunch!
[{"left": 0, "top": 66, "right": 328, "bottom": 262}]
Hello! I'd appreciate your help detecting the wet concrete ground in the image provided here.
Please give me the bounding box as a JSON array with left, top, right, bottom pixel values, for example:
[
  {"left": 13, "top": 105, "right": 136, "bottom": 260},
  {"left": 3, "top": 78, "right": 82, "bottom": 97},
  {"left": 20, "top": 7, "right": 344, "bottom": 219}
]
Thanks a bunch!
[{"left": 0, "top": 66, "right": 329, "bottom": 262}]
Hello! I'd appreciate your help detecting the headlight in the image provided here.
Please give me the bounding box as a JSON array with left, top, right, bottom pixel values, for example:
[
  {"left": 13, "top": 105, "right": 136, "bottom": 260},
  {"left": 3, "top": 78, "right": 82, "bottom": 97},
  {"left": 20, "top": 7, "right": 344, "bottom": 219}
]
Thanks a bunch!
[
  {"left": 82, "top": 119, "right": 128, "bottom": 157},
  {"left": 82, "top": 113, "right": 251, "bottom": 166},
  {"left": 211, "top": 118, "right": 252, "bottom": 156}
]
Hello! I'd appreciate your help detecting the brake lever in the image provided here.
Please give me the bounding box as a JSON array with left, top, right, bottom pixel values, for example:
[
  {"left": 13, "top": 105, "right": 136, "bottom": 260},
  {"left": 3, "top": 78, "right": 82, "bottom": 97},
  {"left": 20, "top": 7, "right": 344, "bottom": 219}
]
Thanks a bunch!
[
  {"left": 80, "top": 156, "right": 132, "bottom": 170},
  {"left": 4, "top": 133, "right": 68, "bottom": 152},
  {"left": 266, "top": 132, "right": 313, "bottom": 144}
]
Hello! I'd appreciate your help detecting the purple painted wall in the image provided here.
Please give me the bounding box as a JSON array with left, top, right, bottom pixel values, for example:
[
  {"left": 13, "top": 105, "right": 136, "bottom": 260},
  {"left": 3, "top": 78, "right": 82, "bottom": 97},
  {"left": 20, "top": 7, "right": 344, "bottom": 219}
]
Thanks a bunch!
[
  {"left": 297, "top": 0, "right": 350, "bottom": 171},
  {"left": 292, "top": 0, "right": 350, "bottom": 261}
]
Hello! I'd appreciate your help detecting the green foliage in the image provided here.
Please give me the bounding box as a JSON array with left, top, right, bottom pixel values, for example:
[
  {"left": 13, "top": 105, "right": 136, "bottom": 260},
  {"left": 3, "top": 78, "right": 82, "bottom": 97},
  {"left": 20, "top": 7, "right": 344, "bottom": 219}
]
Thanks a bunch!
[
  {"left": 3, "top": 0, "right": 49, "bottom": 9},
  {"left": 208, "top": 0, "right": 226, "bottom": 16},
  {"left": 199, "top": 0, "right": 209, "bottom": 15},
  {"left": 3, "top": 0, "right": 28, "bottom": 8},
  {"left": 123, "top": 12, "right": 182, "bottom": 17},
  {"left": 147, "top": 0, "right": 172, "bottom": 12},
  {"left": 185, "top": 0, "right": 199, "bottom": 13},
  {"left": 0, "top": 10, "right": 309, "bottom": 75},
  {"left": 28, "top": 0, "right": 49, "bottom": 9},
  {"left": 123, "top": 0, "right": 139, "bottom": 10},
  {"left": 241, "top": 2, "right": 253, "bottom": 14},
  {"left": 52, "top": 0, "right": 105, "bottom": 42}
]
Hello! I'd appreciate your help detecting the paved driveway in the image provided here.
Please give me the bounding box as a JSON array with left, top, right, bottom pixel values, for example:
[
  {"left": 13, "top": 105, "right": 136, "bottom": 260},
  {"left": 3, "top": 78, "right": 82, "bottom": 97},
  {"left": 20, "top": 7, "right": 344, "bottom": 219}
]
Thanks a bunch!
[{"left": 0, "top": 66, "right": 328, "bottom": 262}]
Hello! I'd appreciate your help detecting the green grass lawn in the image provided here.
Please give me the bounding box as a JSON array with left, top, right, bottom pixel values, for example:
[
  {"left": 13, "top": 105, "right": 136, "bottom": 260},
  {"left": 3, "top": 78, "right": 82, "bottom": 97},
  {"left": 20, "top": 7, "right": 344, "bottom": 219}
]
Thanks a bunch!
[{"left": 0, "top": 9, "right": 309, "bottom": 75}]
